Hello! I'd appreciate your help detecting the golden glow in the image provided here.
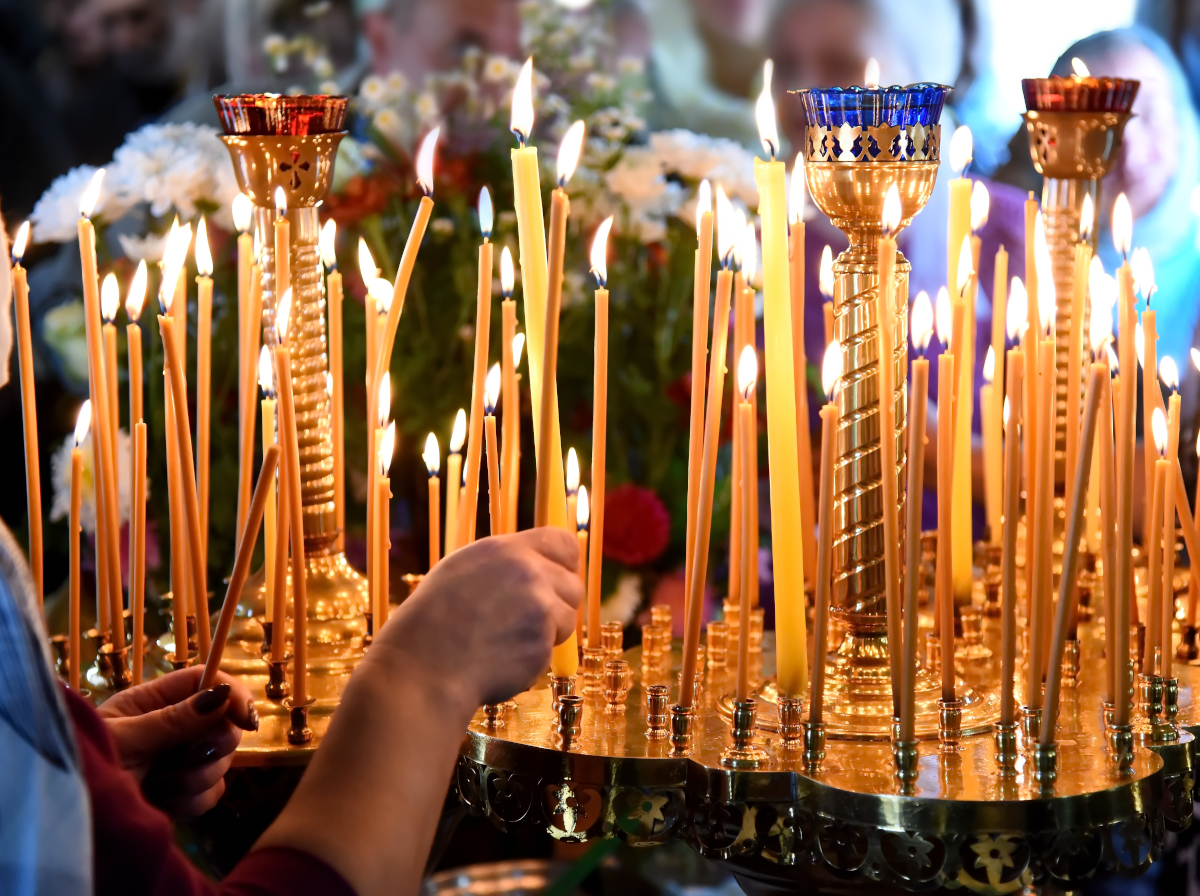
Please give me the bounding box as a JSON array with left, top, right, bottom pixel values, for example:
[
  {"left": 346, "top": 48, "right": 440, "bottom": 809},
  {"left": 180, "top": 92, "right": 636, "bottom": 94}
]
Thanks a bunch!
[
  {"left": 821, "top": 339, "right": 843, "bottom": 401},
  {"left": 277, "top": 287, "right": 293, "bottom": 342},
  {"left": 948, "top": 126, "right": 972, "bottom": 175},
  {"left": 566, "top": 447, "right": 580, "bottom": 495},
  {"left": 754, "top": 59, "right": 780, "bottom": 158},
  {"left": 881, "top": 184, "right": 901, "bottom": 237},
  {"left": 368, "top": 277, "right": 394, "bottom": 313},
  {"left": 450, "top": 408, "right": 467, "bottom": 452},
  {"left": 696, "top": 179, "right": 712, "bottom": 232},
  {"left": 1106, "top": 343, "right": 1119, "bottom": 375},
  {"left": 935, "top": 285, "right": 952, "bottom": 348},
  {"left": 100, "top": 273, "right": 120, "bottom": 324},
  {"left": 258, "top": 345, "right": 274, "bottom": 396},
  {"left": 320, "top": 218, "right": 337, "bottom": 269},
  {"left": 1135, "top": 320, "right": 1145, "bottom": 369},
  {"left": 788, "top": 155, "right": 805, "bottom": 225},
  {"left": 326, "top": 371, "right": 334, "bottom": 396},
  {"left": 742, "top": 220, "right": 758, "bottom": 286},
  {"left": 864, "top": 57, "right": 880, "bottom": 88},
  {"left": 590, "top": 216, "right": 613, "bottom": 287},
  {"left": 424, "top": 433, "right": 440, "bottom": 476},
  {"left": 556, "top": 120, "right": 586, "bottom": 187},
  {"left": 1191, "top": 347, "right": 1200, "bottom": 375},
  {"left": 1160, "top": 355, "right": 1179, "bottom": 391},
  {"left": 125, "top": 260, "right": 147, "bottom": 320},
  {"left": 715, "top": 186, "right": 737, "bottom": 266},
  {"left": 478, "top": 186, "right": 494, "bottom": 238},
  {"left": 737, "top": 345, "right": 758, "bottom": 399},
  {"left": 1007, "top": 277, "right": 1027, "bottom": 342},
  {"left": 79, "top": 168, "right": 104, "bottom": 218},
  {"left": 485, "top": 362, "right": 502, "bottom": 413},
  {"left": 576, "top": 484, "right": 590, "bottom": 531},
  {"left": 957, "top": 235, "right": 974, "bottom": 296},
  {"left": 1152, "top": 406, "right": 1167, "bottom": 456},
  {"left": 74, "top": 400, "right": 92, "bottom": 446},
  {"left": 380, "top": 420, "right": 396, "bottom": 476},
  {"left": 12, "top": 221, "right": 29, "bottom": 262},
  {"left": 1080, "top": 193, "right": 1094, "bottom": 243},
  {"left": 274, "top": 185, "right": 287, "bottom": 217},
  {"left": 510, "top": 58, "right": 535, "bottom": 141},
  {"left": 158, "top": 219, "right": 192, "bottom": 313},
  {"left": 358, "top": 237, "right": 378, "bottom": 285},
  {"left": 818, "top": 245, "right": 834, "bottom": 298},
  {"left": 1072, "top": 57, "right": 1091, "bottom": 78},
  {"left": 232, "top": 193, "right": 253, "bottom": 233},
  {"left": 911, "top": 290, "right": 934, "bottom": 353},
  {"left": 1132, "top": 246, "right": 1155, "bottom": 299},
  {"left": 377, "top": 374, "right": 391, "bottom": 428},
  {"left": 982, "top": 345, "right": 995, "bottom": 383},
  {"left": 970, "top": 181, "right": 989, "bottom": 232},
  {"left": 1113, "top": 193, "right": 1132, "bottom": 258},
  {"left": 512, "top": 333, "right": 525, "bottom": 369},
  {"left": 195, "top": 216, "right": 213, "bottom": 277},
  {"left": 415, "top": 127, "right": 440, "bottom": 195},
  {"left": 500, "top": 246, "right": 515, "bottom": 297}
]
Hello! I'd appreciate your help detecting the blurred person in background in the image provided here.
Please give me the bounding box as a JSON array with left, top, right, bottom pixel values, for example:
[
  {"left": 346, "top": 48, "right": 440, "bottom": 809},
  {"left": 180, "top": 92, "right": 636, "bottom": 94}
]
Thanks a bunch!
[{"left": 359, "top": 0, "right": 522, "bottom": 81}]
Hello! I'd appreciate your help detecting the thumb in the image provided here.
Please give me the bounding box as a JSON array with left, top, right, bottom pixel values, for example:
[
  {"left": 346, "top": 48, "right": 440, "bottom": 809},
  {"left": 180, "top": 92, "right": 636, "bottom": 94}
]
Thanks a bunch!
[{"left": 112, "top": 683, "right": 233, "bottom": 765}]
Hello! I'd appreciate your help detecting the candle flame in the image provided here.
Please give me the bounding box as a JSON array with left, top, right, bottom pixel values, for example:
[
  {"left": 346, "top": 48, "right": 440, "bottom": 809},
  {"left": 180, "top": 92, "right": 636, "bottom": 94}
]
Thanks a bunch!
[
  {"left": 1072, "top": 57, "right": 1091, "bottom": 78},
  {"left": 948, "top": 126, "right": 972, "bottom": 175},
  {"left": 956, "top": 234, "right": 974, "bottom": 296},
  {"left": 970, "top": 181, "right": 989, "bottom": 232},
  {"left": 1196, "top": 429, "right": 1200, "bottom": 459},
  {"left": 485, "top": 362, "right": 502, "bottom": 413},
  {"left": 358, "top": 238, "right": 378, "bottom": 286},
  {"left": 74, "top": 400, "right": 92, "bottom": 446},
  {"left": 789, "top": 154, "right": 806, "bottom": 225},
  {"left": 12, "top": 221, "right": 29, "bottom": 262},
  {"left": 742, "top": 219, "right": 758, "bottom": 287},
  {"left": 380, "top": 420, "right": 396, "bottom": 477},
  {"left": 715, "top": 186, "right": 737, "bottom": 267},
  {"left": 326, "top": 371, "right": 334, "bottom": 397},
  {"left": 755, "top": 59, "right": 780, "bottom": 159},
  {"left": 590, "top": 216, "right": 613, "bottom": 287},
  {"left": 158, "top": 218, "right": 190, "bottom": 313},
  {"left": 232, "top": 193, "right": 253, "bottom": 234},
  {"left": 512, "top": 332, "right": 525, "bottom": 369},
  {"left": 1080, "top": 193, "right": 1094, "bottom": 243},
  {"left": 696, "top": 179, "right": 712, "bottom": 232},
  {"left": 911, "top": 290, "right": 934, "bottom": 352},
  {"left": 320, "top": 218, "right": 337, "bottom": 269},
  {"left": 821, "top": 339, "right": 843, "bottom": 401},
  {"left": 424, "top": 432, "right": 440, "bottom": 477},
  {"left": 982, "top": 345, "right": 995, "bottom": 383},
  {"left": 100, "top": 272, "right": 120, "bottom": 323},
  {"left": 500, "top": 246, "right": 515, "bottom": 297},
  {"left": 1191, "top": 346, "right": 1200, "bottom": 375},
  {"left": 1152, "top": 406, "right": 1167, "bottom": 456},
  {"left": 415, "top": 126, "right": 440, "bottom": 196},
  {"left": 450, "top": 408, "right": 467, "bottom": 452},
  {"left": 1135, "top": 320, "right": 1145, "bottom": 369},
  {"left": 566, "top": 447, "right": 580, "bottom": 495},
  {"left": 510, "top": 57, "right": 535, "bottom": 143},
  {"left": 935, "top": 285, "right": 952, "bottom": 349},
  {"left": 818, "top": 245, "right": 834, "bottom": 298},
  {"left": 1006, "top": 277, "right": 1027, "bottom": 342},
  {"left": 259, "top": 345, "right": 275, "bottom": 397},
  {"left": 1131, "top": 246, "right": 1155, "bottom": 300},
  {"left": 79, "top": 168, "right": 104, "bottom": 218},
  {"left": 125, "top": 260, "right": 147, "bottom": 320},
  {"left": 1003, "top": 396, "right": 1010, "bottom": 427},
  {"left": 478, "top": 186, "right": 494, "bottom": 238},
  {"left": 881, "top": 184, "right": 901, "bottom": 238},
  {"left": 556, "top": 120, "right": 586, "bottom": 187},
  {"left": 1113, "top": 193, "right": 1132, "bottom": 258},
  {"left": 195, "top": 216, "right": 213, "bottom": 277},
  {"left": 863, "top": 57, "right": 880, "bottom": 88},
  {"left": 1106, "top": 343, "right": 1120, "bottom": 376},
  {"left": 274, "top": 185, "right": 287, "bottom": 217},
  {"left": 368, "top": 277, "right": 394, "bottom": 314},
  {"left": 377, "top": 374, "right": 392, "bottom": 429},
  {"left": 737, "top": 345, "right": 758, "bottom": 399},
  {"left": 277, "top": 287, "right": 293, "bottom": 342},
  {"left": 577, "top": 484, "right": 590, "bottom": 531},
  {"left": 1160, "top": 355, "right": 1179, "bottom": 391}
]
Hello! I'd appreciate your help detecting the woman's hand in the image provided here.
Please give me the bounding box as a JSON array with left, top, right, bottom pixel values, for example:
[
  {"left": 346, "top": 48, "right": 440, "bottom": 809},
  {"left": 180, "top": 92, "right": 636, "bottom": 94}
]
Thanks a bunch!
[{"left": 97, "top": 665, "right": 258, "bottom": 816}]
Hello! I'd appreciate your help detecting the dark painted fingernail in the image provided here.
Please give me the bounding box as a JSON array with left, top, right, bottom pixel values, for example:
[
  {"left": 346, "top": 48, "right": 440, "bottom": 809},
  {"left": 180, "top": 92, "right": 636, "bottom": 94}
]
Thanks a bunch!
[
  {"left": 193, "top": 683, "right": 231, "bottom": 715},
  {"left": 244, "top": 700, "right": 260, "bottom": 731},
  {"left": 185, "top": 743, "right": 220, "bottom": 768}
]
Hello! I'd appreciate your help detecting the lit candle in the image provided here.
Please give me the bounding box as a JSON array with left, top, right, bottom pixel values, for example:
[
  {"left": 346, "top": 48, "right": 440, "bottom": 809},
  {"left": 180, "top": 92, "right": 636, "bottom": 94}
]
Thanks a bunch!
[
  {"left": 445, "top": 409, "right": 466, "bottom": 554},
  {"left": 587, "top": 218, "right": 613, "bottom": 646},
  {"left": 742, "top": 225, "right": 762, "bottom": 610},
  {"left": 812, "top": 341, "right": 842, "bottom": 725},
  {"left": 729, "top": 223, "right": 747, "bottom": 620},
  {"left": 131, "top": 419, "right": 146, "bottom": 683},
  {"left": 274, "top": 186, "right": 291, "bottom": 311},
  {"left": 753, "top": 61, "right": 808, "bottom": 696},
  {"left": 564, "top": 447, "right": 580, "bottom": 568},
  {"left": 1028, "top": 337, "right": 1056, "bottom": 704},
  {"left": 1114, "top": 194, "right": 1135, "bottom": 726},
  {"left": 484, "top": 363, "right": 503, "bottom": 537},
  {"left": 500, "top": 248, "right": 519, "bottom": 535},
  {"left": 365, "top": 275, "right": 392, "bottom": 583},
  {"left": 819, "top": 246, "right": 834, "bottom": 348},
  {"left": 686, "top": 180, "right": 714, "bottom": 633},
  {"left": 937, "top": 348, "right": 956, "bottom": 701},
  {"left": 459, "top": 187, "right": 496, "bottom": 547},
  {"left": 240, "top": 240, "right": 264, "bottom": 551},
  {"left": 271, "top": 288, "right": 309, "bottom": 705},
  {"left": 11, "top": 222, "right": 43, "bottom": 608},
  {"left": 999, "top": 354, "right": 1024, "bottom": 728},
  {"left": 507, "top": 335, "right": 525, "bottom": 533},
  {"left": 1139, "top": 252, "right": 1159, "bottom": 560},
  {"left": 424, "top": 434, "right": 441, "bottom": 568},
  {"left": 100, "top": 272, "right": 124, "bottom": 648},
  {"left": 981, "top": 348, "right": 1001, "bottom": 544},
  {"left": 196, "top": 217, "right": 213, "bottom": 558},
  {"left": 1163, "top": 379, "right": 1180, "bottom": 678},
  {"left": 1023, "top": 204, "right": 1042, "bottom": 608},
  {"left": 233, "top": 193, "right": 255, "bottom": 545},
  {"left": 360, "top": 237, "right": 380, "bottom": 396},
  {"left": 258, "top": 348, "right": 279, "bottom": 631},
  {"left": 1190, "top": 349, "right": 1200, "bottom": 631},
  {"left": 989, "top": 239, "right": 1009, "bottom": 546},
  {"left": 679, "top": 192, "right": 736, "bottom": 708},
  {"left": 125, "top": 260, "right": 147, "bottom": 444},
  {"left": 159, "top": 223, "right": 188, "bottom": 661},
  {"left": 376, "top": 422, "right": 395, "bottom": 630},
  {"left": 1087, "top": 259, "right": 1112, "bottom": 554},
  {"left": 735, "top": 346, "right": 758, "bottom": 702},
  {"left": 1065, "top": 197, "right": 1094, "bottom": 509},
  {"left": 789, "top": 160, "right": 817, "bottom": 591},
  {"left": 321, "top": 219, "right": 346, "bottom": 551},
  {"left": 69, "top": 402, "right": 90, "bottom": 691},
  {"left": 372, "top": 374, "right": 391, "bottom": 629},
  {"left": 576, "top": 486, "right": 590, "bottom": 595},
  {"left": 950, "top": 229, "right": 976, "bottom": 602},
  {"left": 1147, "top": 408, "right": 1168, "bottom": 674},
  {"left": 1097, "top": 362, "right": 1118, "bottom": 704}
]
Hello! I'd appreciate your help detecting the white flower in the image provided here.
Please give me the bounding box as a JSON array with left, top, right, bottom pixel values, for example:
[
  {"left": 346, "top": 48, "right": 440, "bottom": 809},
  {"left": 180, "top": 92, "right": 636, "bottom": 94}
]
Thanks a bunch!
[
  {"left": 618, "top": 57, "right": 645, "bottom": 76},
  {"left": 600, "top": 573, "right": 643, "bottom": 626},
  {"left": 415, "top": 92, "right": 439, "bottom": 122},
  {"left": 586, "top": 72, "right": 616, "bottom": 93},
  {"left": 371, "top": 108, "right": 408, "bottom": 150},
  {"left": 30, "top": 165, "right": 134, "bottom": 244},
  {"left": 42, "top": 301, "right": 89, "bottom": 384},
  {"left": 262, "top": 33, "right": 286, "bottom": 57},
  {"left": 483, "top": 55, "right": 511, "bottom": 82},
  {"left": 312, "top": 56, "right": 334, "bottom": 79},
  {"left": 385, "top": 71, "right": 408, "bottom": 96},
  {"left": 360, "top": 75, "right": 387, "bottom": 109},
  {"left": 117, "top": 232, "right": 169, "bottom": 262},
  {"left": 49, "top": 427, "right": 140, "bottom": 534}
]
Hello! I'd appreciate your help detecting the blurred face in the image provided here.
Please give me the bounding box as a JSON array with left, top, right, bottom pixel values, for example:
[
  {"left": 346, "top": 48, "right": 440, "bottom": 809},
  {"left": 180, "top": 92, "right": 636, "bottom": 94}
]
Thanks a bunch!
[
  {"left": 690, "top": 0, "right": 774, "bottom": 44},
  {"left": 94, "top": 0, "right": 166, "bottom": 56},
  {"left": 400, "top": 0, "right": 521, "bottom": 79}
]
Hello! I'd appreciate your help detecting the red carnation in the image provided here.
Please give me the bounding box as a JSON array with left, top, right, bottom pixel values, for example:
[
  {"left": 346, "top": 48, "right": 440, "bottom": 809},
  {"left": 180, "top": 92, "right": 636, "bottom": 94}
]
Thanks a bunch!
[{"left": 602, "top": 485, "right": 670, "bottom": 566}]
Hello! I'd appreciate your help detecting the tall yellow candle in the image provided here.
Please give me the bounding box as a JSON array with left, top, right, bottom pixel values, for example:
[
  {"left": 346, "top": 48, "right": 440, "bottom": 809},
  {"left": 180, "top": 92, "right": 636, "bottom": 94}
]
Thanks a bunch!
[
  {"left": 69, "top": 402, "right": 90, "bottom": 691},
  {"left": 687, "top": 182, "right": 715, "bottom": 628},
  {"left": 989, "top": 245, "right": 1008, "bottom": 546},
  {"left": 789, "top": 160, "right": 817, "bottom": 592},
  {"left": 196, "top": 218, "right": 214, "bottom": 557},
  {"left": 233, "top": 194, "right": 255, "bottom": 546},
  {"left": 11, "top": 223, "right": 43, "bottom": 607},
  {"left": 812, "top": 342, "right": 842, "bottom": 726},
  {"left": 1114, "top": 195, "right": 1135, "bottom": 726},
  {"left": 1164, "top": 393, "right": 1180, "bottom": 678},
  {"left": 377, "top": 423, "right": 395, "bottom": 629},
  {"left": 729, "top": 268, "right": 747, "bottom": 618},
  {"left": 937, "top": 350, "right": 956, "bottom": 700},
  {"left": 445, "top": 409, "right": 466, "bottom": 554},
  {"left": 423, "top": 434, "right": 441, "bottom": 568},
  {"left": 587, "top": 220, "right": 612, "bottom": 646},
  {"left": 507, "top": 341, "right": 525, "bottom": 534},
  {"left": 1065, "top": 217, "right": 1092, "bottom": 508},
  {"left": 999, "top": 351, "right": 1024, "bottom": 727},
  {"left": 258, "top": 347, "right": 278, "bottom": 624},
  {"left": 130, "top": 420, "right": 146, "bottom": 683},
  {"left": 100, "top": 275, "right": 125, "bottom": 648},
  {"left": 484, "top": 364, "right": 503, "bottom": 537},
  {"left": 125, "top": 260, "right": 147, "bottom": 463},
  {"left": 321, "top": 220, "right": 346, "bottom": 552},
  {"left": 981, "top": 350, "right": 1001, "bottom": 543},
  {"left": 947, "top": 131, "right": 974, "bottom": 602},
  {"left": 1143, "top": 309, "right": 1159, "bottom": 556},
  {"left": 735, "top": 346, "right": 758, "bottom": 702},
  {"left": 239, "top": 262, "right": 263, "bottom": 549},
  {"left": 753, "top": 63, "right": 807, "bottom": 695},
  {"left": 500, "top": 252, "right": 519, "bottom": 535}
]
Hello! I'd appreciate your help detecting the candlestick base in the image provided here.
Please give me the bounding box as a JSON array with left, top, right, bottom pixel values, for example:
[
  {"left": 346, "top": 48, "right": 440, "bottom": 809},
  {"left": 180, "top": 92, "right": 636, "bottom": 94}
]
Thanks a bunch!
[
  {"left": 669, "top": 704, "right": 695, "bottom": 755},
  {"left": 1165, "top": 677, "right": 1179, "bottom": 722},
  {"left": 98, "top": 644, "right": 133, "bottom": 692},
  {"left": 892, "top": 739, "right": 919, "bottom": 789},
  {"left": 779, "top": 696, "right": 804, "bottom": 750},
  {"left": 1062, "top": 639, "right": 1081, "bottom": 686},
  {"left": 283, "top": 696, "right": 315, "bottom": 745},
  {"left": 938, "top": 698, "right": 963, "bottom": 751},
  {"left": 581, "top": 646, "right": 605, "bottom": 695},
  {"left": 600, "top": 621, "right": 624, "bottom": 664},
  {"left": 706, "top": 621, "right": 729, "bottom": 669},
  {"left": 604, "top": 660, "right": 632, "bottom": 714},
  {"left": 549, "top": 675, "right": 575, "bottom": 710},
  {"left": 1131, "top": 622, "right": 1146, "bottom": 670},
  {"left": 994, "top": 722, "right": 1019, "bottom": 775},
  {"left": 1178, "top": 625, "right": 1199, "bottom": 662},
  {"left": 556, "top": 694, "right": 583, "bottom": 751},
  {"left": 1019, "top": 705, "right": 1042, "bottom": 750},
  {"left": 260, "top": 620, "right": 273, "bottom": 656},
  {"left": 800, "top": 720, "right": 826, "bottom": 770},
  {"left": 644, "top": 684, "right": 669, "bottom": 739},
  {"left": 958, "top": 608, "right": 992, "bottom": 662},
  {"left": 677, "top": 671, "right": 703, "bottom": 709},
  {"left": 1138, "top": 674, "right": 1176, "bottom": 744},
  {"left": 482, "top": 702, "right": 507, "bottom": 730},
  {"left": 720, "top": 699, "right": 768, "bottom": 769},
  {"left": 1108, "top": 724, "right": 1136, "bottom": 775},
  {"left": 363, "top": 610, "right": 373, "bottom": 648},
  {"left": 1032, "top": 742, "right": 1058, "bottom": 790},
  {"left": 265, "top": 658, "right": 291, "bottom": 700}
]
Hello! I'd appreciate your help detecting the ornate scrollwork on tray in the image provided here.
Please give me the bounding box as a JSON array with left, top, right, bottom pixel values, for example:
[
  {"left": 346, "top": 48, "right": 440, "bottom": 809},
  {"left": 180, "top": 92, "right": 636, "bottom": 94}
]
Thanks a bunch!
[{"left": 804, "top": 123, "right": 940, "bottom": 163}]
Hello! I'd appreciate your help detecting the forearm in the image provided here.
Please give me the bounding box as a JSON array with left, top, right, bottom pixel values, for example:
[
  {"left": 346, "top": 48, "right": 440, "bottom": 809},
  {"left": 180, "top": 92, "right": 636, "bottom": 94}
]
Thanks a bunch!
[{"left": 256, "top": 648, "right": 476, "bottom": 896}]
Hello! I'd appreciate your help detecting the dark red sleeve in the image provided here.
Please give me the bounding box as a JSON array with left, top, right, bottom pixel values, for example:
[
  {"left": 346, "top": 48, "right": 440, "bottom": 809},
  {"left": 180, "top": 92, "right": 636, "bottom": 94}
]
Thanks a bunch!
[{"left": 63, "top": 686, "right": 356, "bottom": 896}]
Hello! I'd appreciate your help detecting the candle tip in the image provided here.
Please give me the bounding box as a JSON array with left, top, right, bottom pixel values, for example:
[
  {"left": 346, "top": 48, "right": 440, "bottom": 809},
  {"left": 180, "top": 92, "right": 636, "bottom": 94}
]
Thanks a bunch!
[
  {"left": 195, "top": 216, "right": 213, "bottom": 277},
  {"left": 737, "top": 345, "right": 758, "bottom": 399},
  {"left": 79, "top": 168, "right": 105, "bottom": 219},
  {"left": 126, "top": 260, "right": 148, "bottom": 320},
  {"left": 1071, "top": 56, "right": 1091, "bottom": 78},
  {"left": 935, "top": 286, "right": 952, "bottom": 350},
  {"left": 1079, "top": 193, "right": 1094, "bottom": 243},
  {"left": 863, "top": 57, "right": 880, "bottom": 88},
  {"left": 881, "top": 184, "right": 901, "bottom": 238},
  {"left": 74, "top": 400, "right": 92, "bottom": 447},
  {"left": 1132, "top": 246, "right": 1155, "bottom": 303},
  {"left": 1160, "top": 355, "right": 1179, "bottom": 392},
  {"left": 232, "top": 193, "right": 253, "bottom": 234},
  {"left": 511, "top": 332, "right": 525, "bottom": 369},
  {"left": 258, "top": 346, "right": 275, "bottom": 397},
  {"left": 320, "top": 218, "right": 338, "bottom": 269},
  {"left": 754, "top": 59, "right": 779, "bottom": 159},
  {"left": 424, "top": 433, "right": 441, "bottom": 477},
  {"left": 956, "top": 235, "right": 974, "bottom": 297},
  {"left": 818, "top": 245, "right": 834, "bottom": 298},
  {"left": 1152, "top": 407, "right": 1167, "bottom": 456},
  {"left": 101, "top": 272, "right": 120, "bottom": 323},
  {"left": 274, "top": 185, "right": 287, "bottom": 216},
  {"left": 696, "top": 179, "right": 712, "bottom": 231},
  {"left": 948, "top": 125, "right": 973, "bottom": 175},
  {"left": 1112, "top": 193, "right": 1132, "bottom": 259},
  {"left": 1191, "top": 347, "right": 1200, "bottom": 376},
  {"left": 450, "top": 408, "right": 468, "bottom": 452},
  {"left": 478, "top": 186, "right": 494, "bottom": 238},
  {"left": 416, "top": 126, "right": 440, "bottom": 196},
  {"left": 911, "top": 290, "right": 934, "bottom": 354},
  {"left": 368, "top": 277, "right": 394, "bottom": 314},
  {"left": 566, "top": 447, "right": 580, "bottom": 495},
  {"left": 1006, "top": 277, "right": 1027, "bottom": 343},
  {"left": 590, "top": 216, "right": 613, "bottom": 287},
  {"left": 510, "top": 58, "right": 535, "bottom": 144},
  {"left": 357, "top": 237, "right": 378, "bottom": 287},
  {"left": 821, "top": 340, "right": 843, "bottom": 402},
  {"left": 485, "top": 362, "right": 502, "bottom": 414},
  {"left": 982, "top": 346, "right": 995, "bottom": 383},
  {"left": 12, "top": 221, "right": 29, "bottom": 262},
  {"left": 500, "top": 246, "right": 515, "bottom": 297},
  {"left": 556, "top": 120, "right": 585, "bottom": 188},
  {"left": 971, "top": 181, "right": 990, "bottom": 232},
  {"left": 576, "top": 484, "right": 590, "bottom": 531},
  {"left": 379, "top": 421, "right": 396, "bottom": 477}
]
